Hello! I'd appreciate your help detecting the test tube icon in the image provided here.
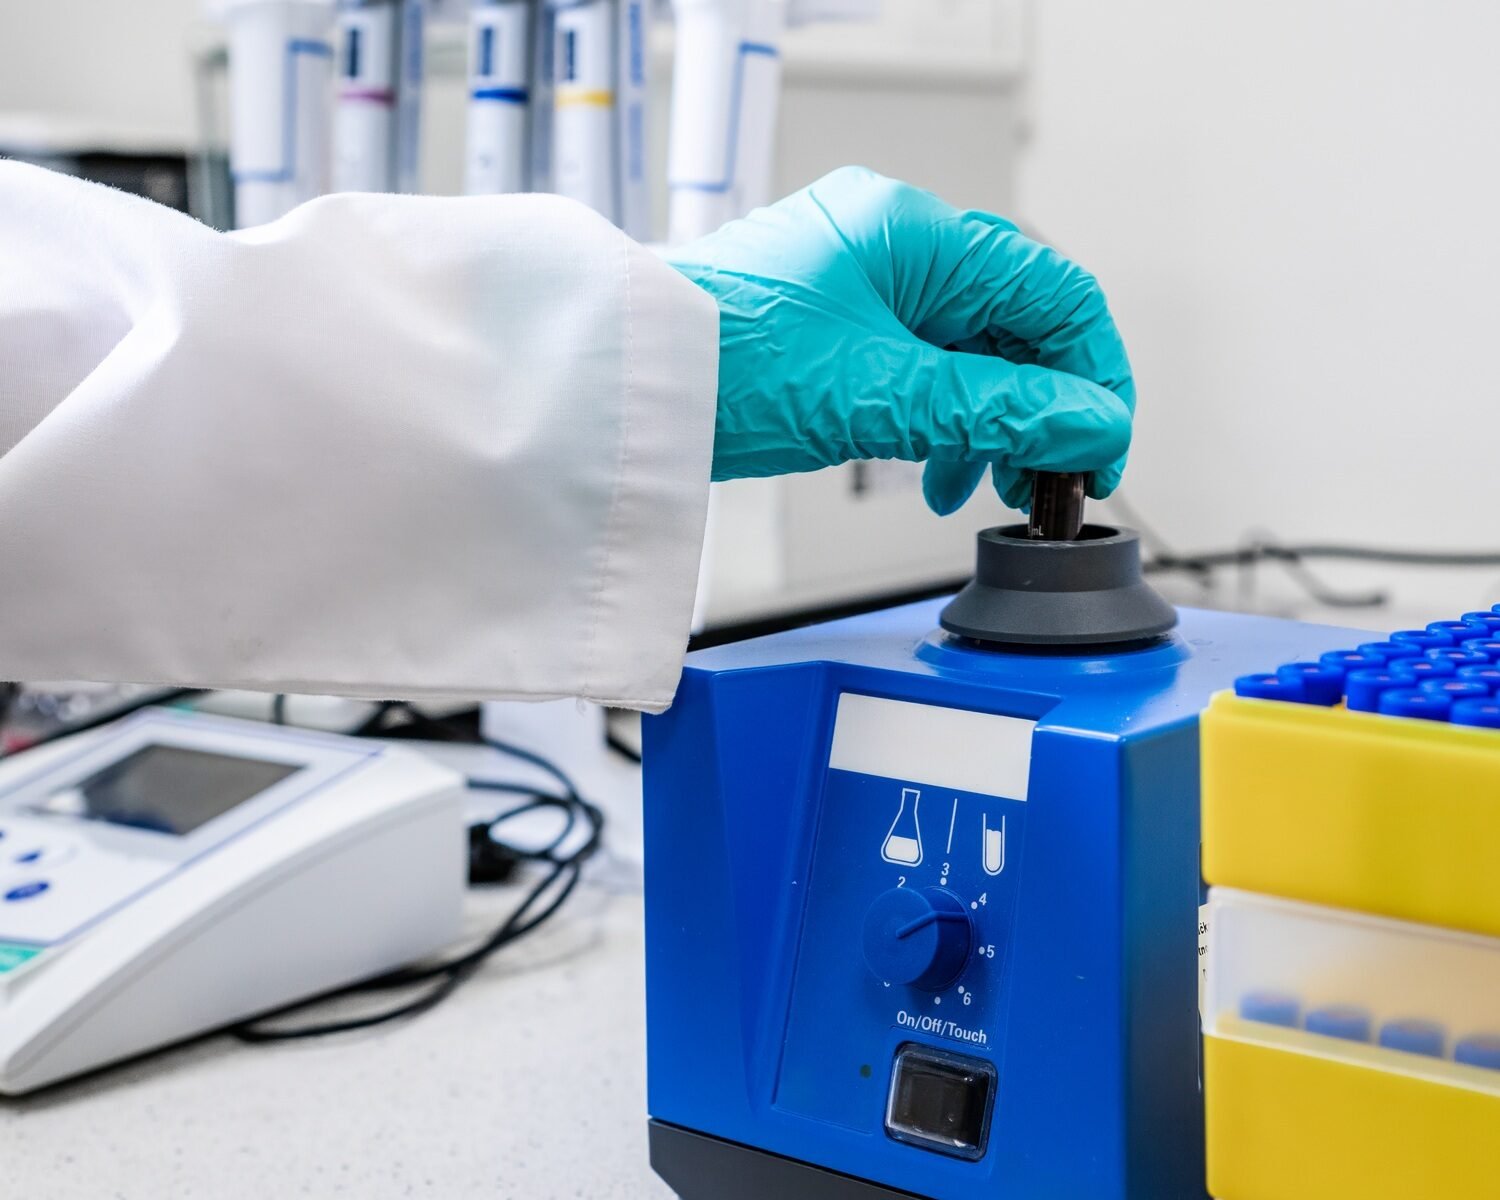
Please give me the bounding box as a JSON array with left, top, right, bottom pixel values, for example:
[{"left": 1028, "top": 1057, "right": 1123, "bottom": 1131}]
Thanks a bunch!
[
  {"left": 881, "top": 789, "right": 923, "bottom": 867},
  {"left": 983, "top": 814, "right": 1005, "bottom": 876}
]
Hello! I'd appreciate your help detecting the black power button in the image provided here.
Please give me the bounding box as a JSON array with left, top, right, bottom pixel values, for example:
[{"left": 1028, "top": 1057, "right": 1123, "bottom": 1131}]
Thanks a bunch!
[{"left": 884, "top": 1043, "right": 995, "bottom": 1160}]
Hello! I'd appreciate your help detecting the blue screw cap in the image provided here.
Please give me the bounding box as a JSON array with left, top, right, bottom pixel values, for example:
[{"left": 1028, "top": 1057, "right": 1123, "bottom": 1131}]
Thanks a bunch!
[
  {"left": 1418, "top": 679, "right": 1492, "bottom": 703},
  {"left": 1429, "top": 620, "right": 1488, "bottom": 646},
  {"left": 1346, "top": 669, "right": 1408, "bottom": 713},
  {"left": 1378, "top": 688, "right": 1453, "bottom": 721},
  {"left": 1451, "top": 699, "right": 1500, "bottom": 729},
  {"left": 1455, "top": 664, "right": 1500, "bottom": 692},
  {"left": 1391, "top": 658, "right": 1457, "bottom": 684},
  {"left": 1378, "top": 1018, "right": 1447, "bottom": 1058},
  {"left": 1305, "top": 1004, "right": 1373, "bottom": 1043},
  {"left": 1460, "top": 612, "right": 1500, "bottom": 635},
  {"left": 1235, "top": 673, "right": 1306, "bottom": 702},
  {"left": 1239, "top": 991, "right": 1302, "bottom": 1028},
  {"left": 1321, "top": 650, "right": 1386, "bottom": 673},
  {"left": 1460, "top": 639, "right": 1500, "bottom": 662},
  {"left": 1455, "top": 1033, "right": 1500, "bottom": 1071},
  {"left": 1276, "top": 663, "right": 1344, "bottom": 706},
  {"left": 1356, "top": 641, "right": 1423, "bottom": 665},
  {"left": 1392, "top": 629, "right": 1456, "bottom": 650}
]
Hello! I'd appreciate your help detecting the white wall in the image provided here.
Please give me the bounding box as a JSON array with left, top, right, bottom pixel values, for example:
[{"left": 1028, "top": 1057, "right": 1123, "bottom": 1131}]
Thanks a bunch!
[
  {"left": 0, "top": 0, "right": 206, "bottom": 145},
  {"left": 4, "top": 1, "right": 1498, "bottom": 616},
  {"left": 1021, "top": 1, "right": 1500, "bottom": 613}
]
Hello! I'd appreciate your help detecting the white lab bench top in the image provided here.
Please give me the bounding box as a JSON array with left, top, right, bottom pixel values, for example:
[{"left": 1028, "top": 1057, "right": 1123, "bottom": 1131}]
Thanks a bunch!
[
  {"left": 0, "top": 870, "right": 673, "bottom": 1200},
  {"left": 0, "top": 701, "right": 674, "bottom": 1200}
]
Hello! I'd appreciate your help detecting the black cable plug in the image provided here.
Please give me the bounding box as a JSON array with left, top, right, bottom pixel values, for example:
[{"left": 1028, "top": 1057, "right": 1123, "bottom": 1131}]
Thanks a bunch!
[{"left": 468, "top": 821, "right": 521, "bottom": 884}]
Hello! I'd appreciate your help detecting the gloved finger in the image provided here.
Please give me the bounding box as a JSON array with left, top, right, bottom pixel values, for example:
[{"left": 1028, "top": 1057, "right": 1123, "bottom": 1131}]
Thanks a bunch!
[
  {"left": 912, "top": 222, "right": 1135, "bottom": 410},
  {"left": 1087, "top": 456, "right": 1126, "bottom": 500},
  {"left": 921, "top": 460, "right": 988, "bottom": 516},
  {"left": 801, "top": 167, "right": 1022, "bottom": 331},
  {"left": 990, "top": 463, "right": 1032, "bottom": 512},
  {"left": 794, "top": 167, "right": 1134, "bottom": 411},
  {"left": 886, "top": 344, "right": 1132, "bottom": 510},
  {"left": 950, "top": 329, "right": 1038, "bottom": 366}
]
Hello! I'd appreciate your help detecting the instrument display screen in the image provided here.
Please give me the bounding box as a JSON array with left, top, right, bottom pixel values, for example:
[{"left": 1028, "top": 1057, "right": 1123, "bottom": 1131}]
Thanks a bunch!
[{"left": 27, "top": 744, "right": 301, "bottom": 836}]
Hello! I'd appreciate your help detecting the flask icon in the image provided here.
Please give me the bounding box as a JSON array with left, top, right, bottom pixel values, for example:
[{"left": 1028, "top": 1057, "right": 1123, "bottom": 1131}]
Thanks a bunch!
[{"left": 881, "top": 788, "right": 924, "bottom": 866}]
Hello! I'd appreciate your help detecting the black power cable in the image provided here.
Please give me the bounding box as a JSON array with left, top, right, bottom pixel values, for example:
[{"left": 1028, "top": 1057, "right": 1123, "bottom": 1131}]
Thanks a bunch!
[
  {"left": 1099, "top": 493, "right": 1500, "bottom": 609},
  {"left": 1147, "top": 543, "right": 1500, "bottom": 571},
  {"left": 229, "top": 728, "right": 604, "bottom": 1042},
  {"left": 1143, "top": 540, "right": 1500, "bottom": 609}
]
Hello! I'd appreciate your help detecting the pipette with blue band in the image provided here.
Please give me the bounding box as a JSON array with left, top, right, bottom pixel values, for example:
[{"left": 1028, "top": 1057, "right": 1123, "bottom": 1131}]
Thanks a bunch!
[{"left": 465, "top": 0, "right": 533, "bottom": 195}]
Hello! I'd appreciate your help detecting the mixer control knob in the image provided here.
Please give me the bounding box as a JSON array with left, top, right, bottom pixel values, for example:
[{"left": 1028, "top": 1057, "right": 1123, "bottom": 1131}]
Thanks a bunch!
[{"left": 862, "top": 887, "right": 973, "bottom": 991}]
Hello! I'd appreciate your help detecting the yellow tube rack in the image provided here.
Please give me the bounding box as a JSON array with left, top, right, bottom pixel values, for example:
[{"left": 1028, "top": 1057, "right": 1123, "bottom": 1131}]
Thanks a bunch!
[{"left": 1202, "top": 692, "right": 1500, "bottom": 939}]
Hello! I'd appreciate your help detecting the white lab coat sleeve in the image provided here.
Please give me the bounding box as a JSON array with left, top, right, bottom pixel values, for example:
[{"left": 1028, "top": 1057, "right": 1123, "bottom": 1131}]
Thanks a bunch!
[{"left": 0, "top": 162, "right": 719, "bottom": 712}]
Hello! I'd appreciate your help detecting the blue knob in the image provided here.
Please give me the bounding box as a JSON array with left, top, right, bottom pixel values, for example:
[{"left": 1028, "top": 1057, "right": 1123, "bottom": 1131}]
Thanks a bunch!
[{"left": 862, "top": 887, "right": 974, "bottom": 991}]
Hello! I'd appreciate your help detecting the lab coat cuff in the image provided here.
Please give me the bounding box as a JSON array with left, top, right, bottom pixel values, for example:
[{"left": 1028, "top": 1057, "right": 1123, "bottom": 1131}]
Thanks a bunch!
[{"left": 581, "top": 238, "right": 719, "bottom": 713}]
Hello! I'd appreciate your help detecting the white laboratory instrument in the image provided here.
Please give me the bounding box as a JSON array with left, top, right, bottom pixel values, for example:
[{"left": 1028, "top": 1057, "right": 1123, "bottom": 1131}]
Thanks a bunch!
[
  {"left": 0, "top": 710, "right": 464, "bottom": 1095},
  {"left": 614, "top": 0, "right": 651, "bottom": 239},
  {"left": 465, "top": 0, "right": 534, "bottom": 194},
  {"left": 547, "top": 0, "right": 650, "bottom": 236},
  {"left": 334, "top": 0, "right": 425, "bottom": 193},
  {"left": 394, "top": 0, "right": 427, "bottom": 192},
  {"left": 333, "top": 0, "right": 401, "bottom": 191},
  {"left": 226, "top": 0, "right": 336, "bottom": 227},
  {"left": 666, "top": 0, "right": 786, "bottom": 245},
  {"left": 551, "top": 0, "right": 618, "bottom": 222}
]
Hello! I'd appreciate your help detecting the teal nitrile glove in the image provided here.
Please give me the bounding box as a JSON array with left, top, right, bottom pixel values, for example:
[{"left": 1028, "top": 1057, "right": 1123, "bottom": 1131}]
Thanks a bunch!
[{"left": 666, "top": 166, "right": 1135, "bottom": 514}]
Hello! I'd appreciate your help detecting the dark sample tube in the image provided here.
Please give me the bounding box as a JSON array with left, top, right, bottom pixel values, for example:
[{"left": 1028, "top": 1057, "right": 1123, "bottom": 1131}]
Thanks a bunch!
[{"left": 1028, "top": 472, "right": 1088, "bottom": 541}]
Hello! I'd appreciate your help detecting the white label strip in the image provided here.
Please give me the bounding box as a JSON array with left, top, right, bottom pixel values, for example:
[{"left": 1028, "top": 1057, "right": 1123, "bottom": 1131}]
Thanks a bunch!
[{"left": 828, "top": 694, "right": 1036, "bottom": 802}]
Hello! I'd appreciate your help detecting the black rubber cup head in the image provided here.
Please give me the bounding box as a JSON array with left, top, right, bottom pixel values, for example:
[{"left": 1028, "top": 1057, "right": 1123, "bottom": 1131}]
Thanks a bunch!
[{"left": 939, "top": 524, "right": 1178, "bottom": 649}]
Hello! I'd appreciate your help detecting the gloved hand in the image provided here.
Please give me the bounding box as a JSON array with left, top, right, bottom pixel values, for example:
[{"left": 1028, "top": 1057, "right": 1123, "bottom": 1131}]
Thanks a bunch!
[{"left": 666, "top": 166, "right": 1135, "bottom": 514}]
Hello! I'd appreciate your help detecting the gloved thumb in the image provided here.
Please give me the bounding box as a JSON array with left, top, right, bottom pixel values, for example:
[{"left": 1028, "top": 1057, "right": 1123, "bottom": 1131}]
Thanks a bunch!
[{"left": 908, "top": 347, "right": 1133, "bottom": 517}]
